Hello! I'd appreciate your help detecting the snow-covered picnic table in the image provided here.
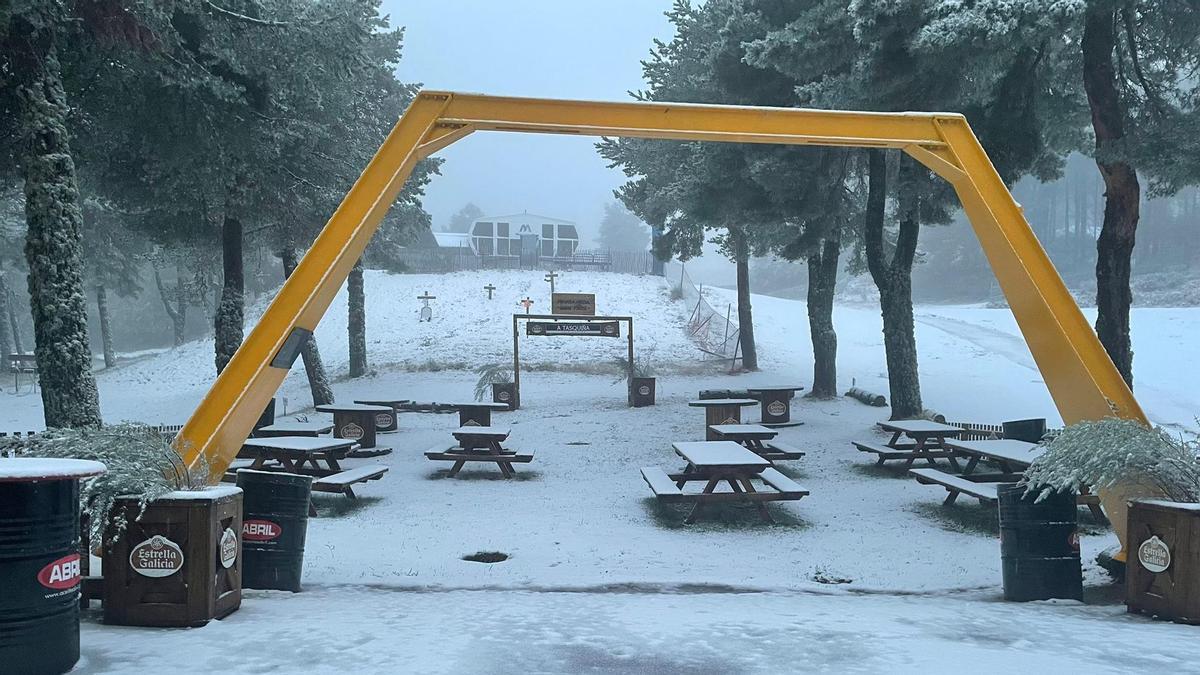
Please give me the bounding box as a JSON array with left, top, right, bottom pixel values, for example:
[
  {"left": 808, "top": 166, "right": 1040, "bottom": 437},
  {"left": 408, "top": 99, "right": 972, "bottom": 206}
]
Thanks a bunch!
[
  {"left": 854, "top": 419, "right": 965, "bottom": 469},
  {"left": 437, "top": 401, "right": 510, "bottom": 427},
  {"left": 426, "top": 426, "right": 532, "bottom": 478},
  {"left": 254, "top": 421, "right": 334, "bottom": 438},
  {"left": 238, "top": 436, "right": 358, "bottom": 476},
  {"left": 688, "top": 398, "right": 759, "bottom": 440},
  {"left": 707, "top": 424, "right": 806, "bottom": 462},
  {"left": 638, "top": 441, "right": 807, "bottom": 524}
]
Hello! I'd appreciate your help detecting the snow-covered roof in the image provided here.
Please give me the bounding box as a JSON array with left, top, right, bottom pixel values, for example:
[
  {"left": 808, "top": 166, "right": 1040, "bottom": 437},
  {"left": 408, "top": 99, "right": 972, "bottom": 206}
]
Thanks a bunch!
[
  {"left": 433, "top": 232, "right": 472, "bottom": 248},
  {"left": 474, "top": 213, "right": 576, "bottom": 225}
]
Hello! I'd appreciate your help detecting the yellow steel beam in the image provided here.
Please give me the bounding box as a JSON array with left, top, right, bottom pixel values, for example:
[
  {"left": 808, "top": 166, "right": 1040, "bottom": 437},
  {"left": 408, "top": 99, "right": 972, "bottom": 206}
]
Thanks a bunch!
[{"left": 177, "top": 91, "right": 1153, "bottom": 552}]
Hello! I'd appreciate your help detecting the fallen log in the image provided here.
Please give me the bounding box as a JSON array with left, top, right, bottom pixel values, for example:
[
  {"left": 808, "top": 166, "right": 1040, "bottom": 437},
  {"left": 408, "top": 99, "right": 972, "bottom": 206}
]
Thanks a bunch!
[{"left": 845, "top": 387, "right": 886, "bottom": 407}]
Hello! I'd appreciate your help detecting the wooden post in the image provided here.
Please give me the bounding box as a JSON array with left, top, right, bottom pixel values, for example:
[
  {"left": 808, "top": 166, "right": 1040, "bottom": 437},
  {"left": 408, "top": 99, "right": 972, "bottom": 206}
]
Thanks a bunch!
[
  {"left": 512, "top": 314, "right": 521, "bottom": 410},
  {"left": 627, "top": 317, "right": 635, "bottom": 407}
]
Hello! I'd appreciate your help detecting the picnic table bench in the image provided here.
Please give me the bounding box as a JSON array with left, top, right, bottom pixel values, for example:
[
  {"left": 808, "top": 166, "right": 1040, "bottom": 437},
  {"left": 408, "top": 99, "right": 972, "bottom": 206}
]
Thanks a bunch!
[
  {"left": 228, "top": 436, "right": 388, "bottom": 512},
  {"left": 254, "top": 420, "right": 334, "bottom": 438},
  {"left": 911, "top": 438, "right": 1105, "bottom": 519},
  {"left": 437, "top": 401, "right": 511, "bottom": 428},
  {"left": 425, "top": 426, "right": 532, "bottom": 478},
  {"left": 641, "top": 441, "right": 809, "bottom": 524},
  {"left": 853, "top": 419, "right": 964, "bottom": 469},
  {"left": 708, "top": 424, "right": 804, "bottom": 461},
  {"left": 688, "top": 398, "right": 759, "bottom": 440}
]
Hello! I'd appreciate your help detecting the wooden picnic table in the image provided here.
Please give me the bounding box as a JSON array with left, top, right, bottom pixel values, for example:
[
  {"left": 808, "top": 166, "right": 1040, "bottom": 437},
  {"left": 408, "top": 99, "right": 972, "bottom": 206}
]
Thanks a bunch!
[
  {"left": 870, "top": 419, "right": 965, "bottom": 469},
  {"left": 353, "top": 399, "right": 411, "bottom": 432},
  {"left": 943, "top": 438, "right": 1043, "bottom": 474},
  {"left": 239, "top": 436, "right": 358, "bottom": 476},
  {"left": 706, "top": 424, "right": 803, "bottom": 462},
  {"left": 254, "top": 421, "right": 334, "bottom": 438},
  {"left": 316, "top": 403, "right": 394, "bottom": 448},
  {"left": 438, "top": 401, "right": 510, "bottom": 428},
  {"left": 672, "top": 441, "right": 771, "bottom": 523},
  {"left": 425, "top": 426, "right": 531, "bottom": 478},
  {"left": 688, "top": 398, "right": 758, "bottom": 440},
  {"left": 745, "top": 385, "right": 805, "bottom": 427}
]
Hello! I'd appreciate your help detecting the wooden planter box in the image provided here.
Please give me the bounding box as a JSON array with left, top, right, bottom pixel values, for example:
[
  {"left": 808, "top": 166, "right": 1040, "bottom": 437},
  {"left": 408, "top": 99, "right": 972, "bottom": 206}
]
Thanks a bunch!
[
  {"left": 492, "top": 383, "right": 516, "bottom": 410},
  {"left": 1126, "top": 499, "right": 1200, "bottom": 624},
  {"left": 102, "top": 487, "right": 243, "bottom": 627},
  {"left": 630, "top": 377, "right": 656, "bottom": 407}
]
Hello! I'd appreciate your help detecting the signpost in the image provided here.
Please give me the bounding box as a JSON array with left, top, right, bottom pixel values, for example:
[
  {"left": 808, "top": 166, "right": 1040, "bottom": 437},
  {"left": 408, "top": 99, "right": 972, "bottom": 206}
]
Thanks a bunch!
[
  {"left": 527, "top": 321, "right": 620, "bottom": 337},
  {"left": 484, "top": 284, "right": 496, "bottom": 300},
  {"left": 520, "top": 297, "right": 534, "bottom": 314},
  {"left": 544, "top": 271, "right": 559, "bottom": 295},
  {"left": 551, "top": 293, "right": 596, "bottom": 316},
  {"left": 511, "top": 310, "right": 635, "bottom": 410}
]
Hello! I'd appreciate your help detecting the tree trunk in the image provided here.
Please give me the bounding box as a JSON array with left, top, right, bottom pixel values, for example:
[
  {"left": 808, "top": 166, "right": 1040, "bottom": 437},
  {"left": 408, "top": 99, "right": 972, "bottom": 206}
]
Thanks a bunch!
[
  {"left": 95, "top": 285, "right": 116, "bottom": 369},
  {"left": 153, "top": 265, "right": 188, "bottom": 347},
  {"left": 8, "top": 285, "right": 24, "bottom": 354},
  {"left": 863, "top": 150, "right": 923, "bottom": 419},
  {"left": 6, "top": 12, "right": 102, "bottom": 428},
  {"left": 1082, "top": 2, "right": 1138, "bottom": 388},
  {"left": 806, "top": 235, "right": 839, "bottom": 398},
  {"left": 0, "top": 271, "right": 12, "bottom": 360},
  {"left": 214, "top": 215, "right": 244, "bottom": 374},
  {"left": 281, "top": 247, "right": 335, "bottom": 406},
  {"left": 348, "top": 257, "right": 367, "bottom": 377},
  {"left": 730, "top": 228, "right": 758, "bottom": 371}
]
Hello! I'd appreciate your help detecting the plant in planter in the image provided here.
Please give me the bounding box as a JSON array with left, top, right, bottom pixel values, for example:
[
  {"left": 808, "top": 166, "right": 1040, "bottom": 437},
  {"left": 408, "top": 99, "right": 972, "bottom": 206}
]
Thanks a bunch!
[
  {"left": 612, "top": 357, "right": 657, "bottom": 407},
  {"left": 474, "top": 363, "right": 516, "bottom": 408},
  {"left": 2, "top": 425, "right": 243, "bottom": 627},
  {"left": 1023, "top": 418, "right": 1200, "bottom": 623}
]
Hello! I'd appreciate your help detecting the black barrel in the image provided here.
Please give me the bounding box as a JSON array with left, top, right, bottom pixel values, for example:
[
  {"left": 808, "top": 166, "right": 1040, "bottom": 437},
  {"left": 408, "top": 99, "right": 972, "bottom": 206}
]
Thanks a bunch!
[
  {"left": 998, "top": 484, "right": 1082, "bottom": 602},
  {"left": 1002, "top": 418, "right": 1047, "bottom": 443},
  {"left": 237, "top": 470, "right": 312, "bottom": 592},
  {"left": 1, "top": 459, "right": 104, "bottom": 674}
]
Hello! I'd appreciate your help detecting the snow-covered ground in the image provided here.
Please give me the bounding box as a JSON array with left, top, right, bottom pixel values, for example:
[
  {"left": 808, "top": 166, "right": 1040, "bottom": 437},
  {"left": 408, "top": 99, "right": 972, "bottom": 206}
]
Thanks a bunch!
[{"left": 3, "top": 269, "right": 1198, "bottom": 673}]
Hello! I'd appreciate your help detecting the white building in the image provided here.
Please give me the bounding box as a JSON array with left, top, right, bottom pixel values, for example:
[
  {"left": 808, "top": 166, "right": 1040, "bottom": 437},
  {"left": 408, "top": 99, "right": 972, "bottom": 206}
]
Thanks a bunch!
[{"left": 469, "top": 212, "right": 580, "bottom": 259}]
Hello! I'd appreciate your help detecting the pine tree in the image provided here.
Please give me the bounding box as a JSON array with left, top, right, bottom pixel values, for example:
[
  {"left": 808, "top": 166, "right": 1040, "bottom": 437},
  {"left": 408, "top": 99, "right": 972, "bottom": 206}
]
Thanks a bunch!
[
  {"left": 598, "top": 203, "right": 651, "bottom": 252},
  {"left": 1, "top": 3, "right": 102, "bottom": 427}
]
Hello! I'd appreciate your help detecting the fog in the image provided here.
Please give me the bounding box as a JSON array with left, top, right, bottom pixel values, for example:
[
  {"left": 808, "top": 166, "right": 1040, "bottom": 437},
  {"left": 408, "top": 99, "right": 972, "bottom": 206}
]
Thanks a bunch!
[{"left": 383, "top": 1, "right": 675, "bottom": 243}]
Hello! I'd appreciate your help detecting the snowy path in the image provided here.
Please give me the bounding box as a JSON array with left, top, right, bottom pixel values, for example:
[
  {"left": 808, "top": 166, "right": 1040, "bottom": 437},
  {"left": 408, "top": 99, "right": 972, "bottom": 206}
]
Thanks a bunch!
[{"left": 77, "top": 586, "right": 1200, "bottom": 674}]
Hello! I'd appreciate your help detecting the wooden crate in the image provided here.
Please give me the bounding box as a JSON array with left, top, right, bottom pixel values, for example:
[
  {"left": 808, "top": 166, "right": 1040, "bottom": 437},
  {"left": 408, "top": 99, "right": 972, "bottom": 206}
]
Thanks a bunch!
[
  {"left": 103, "top": 487, "right": 242, "bottom": 627},
  {"left": 1126, "top": 499, "right": 1200, "bottom": 624}
]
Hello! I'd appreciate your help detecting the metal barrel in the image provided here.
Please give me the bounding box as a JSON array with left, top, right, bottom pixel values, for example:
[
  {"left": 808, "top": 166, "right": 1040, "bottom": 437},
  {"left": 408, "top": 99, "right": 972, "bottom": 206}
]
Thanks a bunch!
[
  {"left": 1001, "top": 418, "right": 1047, "bottom": 443},
  {"left": 236, "top": 470, "right": 313, "bottom": 592},
  {"left": 998, "top": 484, "right": 1083, "bottom": 601},
  {"left": 0, "top": 478, "right": 83, "bottom": 674}
]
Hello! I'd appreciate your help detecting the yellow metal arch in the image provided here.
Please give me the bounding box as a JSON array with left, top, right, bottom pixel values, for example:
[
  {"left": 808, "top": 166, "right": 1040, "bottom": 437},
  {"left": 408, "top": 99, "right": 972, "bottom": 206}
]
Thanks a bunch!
[{"left": 177, "top": 91, "right": 1149, "bottom": 549}]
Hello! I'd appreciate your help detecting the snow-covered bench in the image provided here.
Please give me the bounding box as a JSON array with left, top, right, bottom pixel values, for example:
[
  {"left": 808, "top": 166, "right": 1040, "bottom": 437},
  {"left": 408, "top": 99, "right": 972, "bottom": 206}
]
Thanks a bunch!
[
  {"left": 909, "top": 468, "right": 1003, "bottom": 505},
  {"left": 312, "top": 465, "right": 389, "bottom": 499},
  {"left": 761, "top": 441, "right": 805, "bottom": 461},
  {"left": 852, "top": 440, "right": 956, "bottom": 466},
  {"left": 639, "top": 467, "right": 809, "bottom": 505}
]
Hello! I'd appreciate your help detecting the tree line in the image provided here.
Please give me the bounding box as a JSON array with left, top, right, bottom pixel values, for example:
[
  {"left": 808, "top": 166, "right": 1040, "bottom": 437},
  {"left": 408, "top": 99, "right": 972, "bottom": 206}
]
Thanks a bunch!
[
  {"left": 1, "top": 0, "right": 437, "bottom": 427},
  {"left": 602, "top": 0, "right": 1200, "bottom": 419}
]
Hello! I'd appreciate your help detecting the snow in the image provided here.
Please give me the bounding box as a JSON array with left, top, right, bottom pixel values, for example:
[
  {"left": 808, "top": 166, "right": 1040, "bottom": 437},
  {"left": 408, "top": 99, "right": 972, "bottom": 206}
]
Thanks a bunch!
[
  {"left": 1, "top": 269, "right": 1197, "bottom": 671},
  {"left": 0, "top": 457, "right": 106, "bottom": 481},
  {"left": 149, "top": 485, "right": 243, "bottom": 501}
]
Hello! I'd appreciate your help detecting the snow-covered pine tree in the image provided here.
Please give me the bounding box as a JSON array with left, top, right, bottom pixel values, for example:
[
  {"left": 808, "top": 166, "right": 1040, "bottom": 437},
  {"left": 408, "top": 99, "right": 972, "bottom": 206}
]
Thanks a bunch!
[
  {"left": 281, "top": 245, "right": 334, "bottom": 406},
  {"left": 2, "top": 3, "right": 102, "bottom": 427}
]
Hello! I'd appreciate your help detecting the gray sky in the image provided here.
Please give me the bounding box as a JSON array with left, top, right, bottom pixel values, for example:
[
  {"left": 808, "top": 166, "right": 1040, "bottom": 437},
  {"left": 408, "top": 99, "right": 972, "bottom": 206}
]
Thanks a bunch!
[{"left": 380, "top": 1, "right": 675, "bottom": 241}]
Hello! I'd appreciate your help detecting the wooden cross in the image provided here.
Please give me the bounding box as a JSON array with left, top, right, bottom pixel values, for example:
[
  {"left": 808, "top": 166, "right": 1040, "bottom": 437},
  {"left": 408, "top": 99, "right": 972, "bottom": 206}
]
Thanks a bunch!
[
  {"left": 544, "top": 270, "right": 558, "bottom": 295},
  {"left": 484, "top": 283, "right": 496, "bottom": 300},
  {"left": 520, "top": 297, "right": 534, "bottom": 314},
  {"left": 418, "top": 291, "right": 436, "bottom": 322}
]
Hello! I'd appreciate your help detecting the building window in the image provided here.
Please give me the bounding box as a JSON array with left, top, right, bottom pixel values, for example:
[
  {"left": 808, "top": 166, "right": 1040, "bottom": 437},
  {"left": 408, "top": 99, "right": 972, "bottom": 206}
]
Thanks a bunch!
[
  {"left": 542, "top": 239, "right": 555, "bottom": 257},
  {"left": 477, "top": 237, "right": 494, "bottom": 256},
  {"left": 557, "top": 240, "right": 576, "bottom": 257},
  {"left": 496, "top": 239, "right": 510, "bottom": 256},
  {"left": 542, "top": 223, "right": 555, "bottom": 239},
  {"left": 474, "top": 222, "right": 493, "bottom": 237},
  {"left": 497, "top": 223, "right": 509, "bottom": 238}
]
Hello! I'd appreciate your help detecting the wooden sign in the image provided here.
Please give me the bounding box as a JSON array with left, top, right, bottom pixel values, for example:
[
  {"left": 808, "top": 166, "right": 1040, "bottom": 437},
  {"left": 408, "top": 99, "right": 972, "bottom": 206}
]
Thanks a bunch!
[
  {"left": 527, "top": 321, "right": 619, "bottom": 337},
  {"left": 552, "top": 292, "right": 596, "bottom": 316}
]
